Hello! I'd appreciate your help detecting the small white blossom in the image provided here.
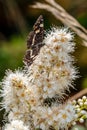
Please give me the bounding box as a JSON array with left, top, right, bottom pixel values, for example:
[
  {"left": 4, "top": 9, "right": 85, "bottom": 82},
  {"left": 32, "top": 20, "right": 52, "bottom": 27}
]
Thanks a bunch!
[
  {"left": 4, "top": 120, "right": 29, "bottom": 130},
  {"left": 82, "top": 96, "right": 87, "bottom": 100},
  {"left": 57, "top": 102, "right": 76, "bottom": 129},
  {"left": 78, "top": 98, "right": 82, "bottom": 103},
  {"left": 79, "top": 118, "right": 84, "bottom": 123},
  {"left": 8, "top": 111, "right": 31, "bottom": 125}
]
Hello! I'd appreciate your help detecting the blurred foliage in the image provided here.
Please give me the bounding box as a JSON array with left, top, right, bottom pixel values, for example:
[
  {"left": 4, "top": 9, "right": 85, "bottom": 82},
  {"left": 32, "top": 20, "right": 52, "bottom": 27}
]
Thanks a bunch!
[
  {"left": 0, "top": 35, "right": 25, "bottom": 80},
  {"left": 0, "top": 0, "right": 87, "bottom": 128},
  {"left": 82, "top": 78, "right": 87, "bottom": 89}
]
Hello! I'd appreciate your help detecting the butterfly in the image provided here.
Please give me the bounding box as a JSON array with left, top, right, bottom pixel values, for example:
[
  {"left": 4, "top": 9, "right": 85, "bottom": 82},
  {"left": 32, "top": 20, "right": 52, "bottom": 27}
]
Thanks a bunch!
[{"left": 23, "top": 15, "right": 44, "bottom": 66}]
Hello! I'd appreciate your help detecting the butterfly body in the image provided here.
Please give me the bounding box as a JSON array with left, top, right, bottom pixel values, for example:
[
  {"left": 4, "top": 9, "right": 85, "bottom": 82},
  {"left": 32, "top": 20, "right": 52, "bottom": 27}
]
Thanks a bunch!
[{"left": 24, "top": 15, "right": 44, "bottom": 66}]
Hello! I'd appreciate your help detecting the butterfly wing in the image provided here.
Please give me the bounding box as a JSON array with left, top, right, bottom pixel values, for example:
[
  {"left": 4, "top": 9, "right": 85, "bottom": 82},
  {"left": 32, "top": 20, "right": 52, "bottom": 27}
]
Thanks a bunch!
[{"left": 24, "top": 15, "right": 44, "bottom": 66}]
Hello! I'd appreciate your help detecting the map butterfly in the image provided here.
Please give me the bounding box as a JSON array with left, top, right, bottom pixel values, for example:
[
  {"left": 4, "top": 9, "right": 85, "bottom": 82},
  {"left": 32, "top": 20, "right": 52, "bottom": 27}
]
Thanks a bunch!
[{"left": 24, "top": 15, "right": 44, "bottom": 66}]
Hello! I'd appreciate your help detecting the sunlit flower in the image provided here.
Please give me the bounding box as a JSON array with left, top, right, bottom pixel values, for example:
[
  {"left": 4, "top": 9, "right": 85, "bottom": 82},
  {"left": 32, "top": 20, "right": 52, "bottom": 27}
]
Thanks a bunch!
[
  {"left": 57, "top": 102, "right": 76, "bottom": 129},
  {"left": 0, "top": 26, "right": 81, "bottom": 130},
  {"left": 32, "top": 102, "right": 76, "bottom": 130},
  {"left": 27, "top": 27, "right": 77, "bottom": 100},
  {"left": 0, "top": 70, "right": 30, "bottom": 113},
  {"left": 4, "top": 120, "right": 29, "bottom": 130}
]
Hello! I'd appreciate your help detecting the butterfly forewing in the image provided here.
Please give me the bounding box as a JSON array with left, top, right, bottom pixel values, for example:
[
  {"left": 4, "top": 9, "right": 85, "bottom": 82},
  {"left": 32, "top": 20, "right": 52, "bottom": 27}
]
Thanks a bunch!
[
  {"left": 24, "top": 15, "right": 44, "bottom": 66},
  {"left": 33, "top": 15, "right": 44, "bottom": 45},
  {"left": 27, "top": 31, "right": 34, "bottom": 49}
]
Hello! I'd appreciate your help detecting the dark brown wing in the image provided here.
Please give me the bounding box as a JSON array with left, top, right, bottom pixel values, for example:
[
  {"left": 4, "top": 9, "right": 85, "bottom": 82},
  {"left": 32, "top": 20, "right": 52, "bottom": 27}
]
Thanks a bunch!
[{"left": 23, "top": 15, "right": 44, "bottom": 66}]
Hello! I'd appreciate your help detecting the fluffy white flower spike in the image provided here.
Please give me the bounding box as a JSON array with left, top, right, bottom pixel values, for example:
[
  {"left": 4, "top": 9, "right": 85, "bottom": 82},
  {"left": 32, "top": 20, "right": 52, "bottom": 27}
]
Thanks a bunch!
[
  {"left": 1, "top": 22, "right": 85, "bottom": 130},
  {"left": 0, "top": 69, "right": 41, "bottom": 124},
  {"left": 0, "top": 70, "right": 30, "bottom": 113},
  {"left": 28, "top": 27, "right": 77, "bottom": 100}
]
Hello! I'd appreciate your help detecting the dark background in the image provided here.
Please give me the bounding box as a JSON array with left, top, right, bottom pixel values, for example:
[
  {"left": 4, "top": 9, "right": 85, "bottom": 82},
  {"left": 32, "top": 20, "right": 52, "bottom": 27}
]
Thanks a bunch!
[{"left": 0, "top": 0, "right": 87, "bottom": 127}]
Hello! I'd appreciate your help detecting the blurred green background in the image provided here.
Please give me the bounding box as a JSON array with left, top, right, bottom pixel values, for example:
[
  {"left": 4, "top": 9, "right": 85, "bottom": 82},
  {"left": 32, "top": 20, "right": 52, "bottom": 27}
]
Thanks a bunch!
[{"left": 0, "top": 0, "right": 87, "bottom": 127}]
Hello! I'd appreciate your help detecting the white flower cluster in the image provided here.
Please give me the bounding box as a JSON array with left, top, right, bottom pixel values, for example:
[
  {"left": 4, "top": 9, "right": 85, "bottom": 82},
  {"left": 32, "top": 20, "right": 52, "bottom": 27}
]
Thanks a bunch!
[
  {"left": 33, "top": 102, "right": 77, "bottom": 130},
  {"left": 4, "top": 120, "right": 29, "bottom": 130},
  {"left": 72, "top": 96, "right": 87, "bottom": 123},
  {"left": 28, "top": 27, "right": 77, "bottom": 101},
  {"left": 0, "top": 27, "right": 81, "bottom": 130},
  {"left": 0, "top": 70, "right": 39, "bottom": 125}
]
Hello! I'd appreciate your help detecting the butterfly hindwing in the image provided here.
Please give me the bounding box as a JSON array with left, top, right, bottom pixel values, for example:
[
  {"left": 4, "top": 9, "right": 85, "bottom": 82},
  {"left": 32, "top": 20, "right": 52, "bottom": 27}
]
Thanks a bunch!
[{"left": 24, "top": 15, "right": 44, "bottom": 66}]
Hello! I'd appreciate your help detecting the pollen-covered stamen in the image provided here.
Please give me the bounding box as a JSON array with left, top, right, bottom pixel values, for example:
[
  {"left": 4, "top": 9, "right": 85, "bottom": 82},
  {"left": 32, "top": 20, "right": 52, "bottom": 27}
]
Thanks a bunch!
[{"left": 11, "top": 78, "right": 25, "bottom": 89}]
